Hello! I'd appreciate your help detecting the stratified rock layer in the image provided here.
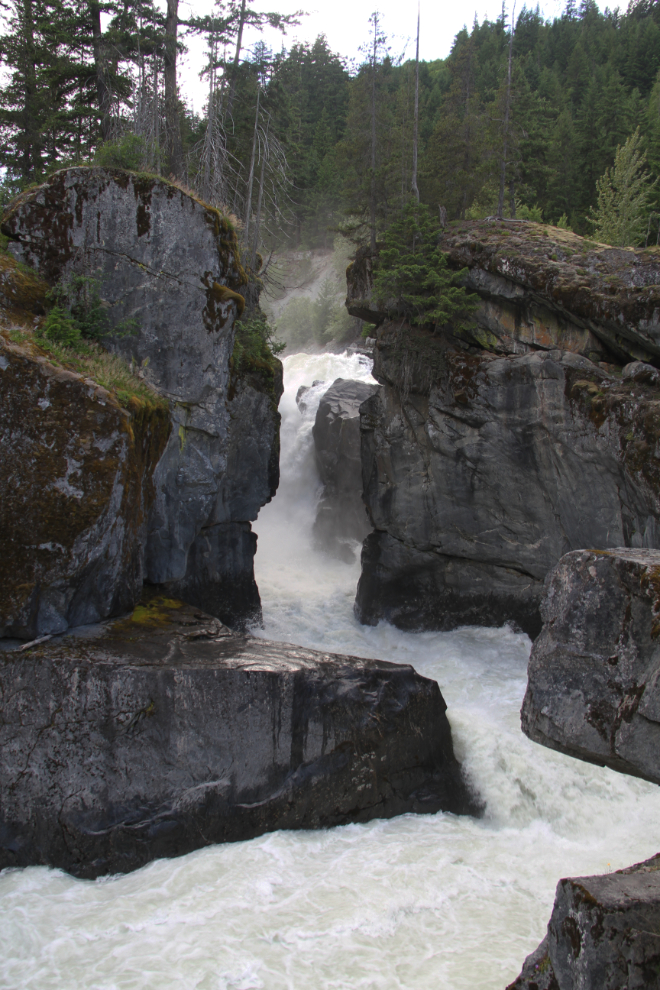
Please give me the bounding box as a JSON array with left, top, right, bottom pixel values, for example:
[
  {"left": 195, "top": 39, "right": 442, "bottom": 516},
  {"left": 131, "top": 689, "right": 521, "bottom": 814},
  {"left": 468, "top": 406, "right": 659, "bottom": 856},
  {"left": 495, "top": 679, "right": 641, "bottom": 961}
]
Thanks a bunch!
[
  {"left": 312, "top": 377, "right": 378, "bottom": 558},
  {"left": 0, "top": 333, "right": 169, "bottom": 639},
  {"left": 347, "top": 222, "right": 660, "bottom": 366},
  {"left": 355, "top": 322, "right": 660, "bottom": 636},
  {"left": 2, "top": 168, "right": 282, "bottom": 629},
  {"left": 507, "top": 854, "right": 660, "bottom": 990},
  {"left": 0, "top": 597, "right": 475, "bottom": 878},
  {"left": 521, "top": 548, "right": 660, "bottom": 784}
]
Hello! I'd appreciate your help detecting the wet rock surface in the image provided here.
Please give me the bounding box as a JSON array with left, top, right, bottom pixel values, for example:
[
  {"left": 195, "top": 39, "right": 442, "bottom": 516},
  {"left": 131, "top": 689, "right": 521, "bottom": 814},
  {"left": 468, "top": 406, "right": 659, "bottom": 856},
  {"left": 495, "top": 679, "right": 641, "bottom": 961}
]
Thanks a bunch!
[
  {"left": 507, "top": 854, "right": 660, "bottom": 990},
  {"left": 2, "top": 168, "right": 282, "bottom": 631},
  {"left": 355, "top": 322, "right": 660, "bottom": 636},
  {"left": 0, "top": 333, "right": 169, "bottom": 639},
  {"left": 521, "top": 548, "right": 660, "bottom": 784},
  {"left": 0, "top": 596, "right": 476, "bottom": 878},
  {"left": 312, "top": 378, "right": 378, "bottom": 558}
]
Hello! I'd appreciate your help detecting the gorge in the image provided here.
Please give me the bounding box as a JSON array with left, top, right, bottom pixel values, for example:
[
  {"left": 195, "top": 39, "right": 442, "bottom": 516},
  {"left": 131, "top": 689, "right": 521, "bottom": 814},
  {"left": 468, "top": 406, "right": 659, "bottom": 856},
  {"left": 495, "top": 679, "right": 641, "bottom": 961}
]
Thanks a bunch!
[{"left": 2, "top": 171, "right": 660, "bottom": 988}]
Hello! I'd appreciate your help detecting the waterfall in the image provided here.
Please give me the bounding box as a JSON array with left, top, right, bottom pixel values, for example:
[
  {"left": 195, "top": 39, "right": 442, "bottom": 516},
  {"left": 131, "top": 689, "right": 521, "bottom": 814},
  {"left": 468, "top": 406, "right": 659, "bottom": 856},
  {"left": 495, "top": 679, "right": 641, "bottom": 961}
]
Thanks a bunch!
[{"left": 2, "top": 350, "right": 660, "bottom": 990}]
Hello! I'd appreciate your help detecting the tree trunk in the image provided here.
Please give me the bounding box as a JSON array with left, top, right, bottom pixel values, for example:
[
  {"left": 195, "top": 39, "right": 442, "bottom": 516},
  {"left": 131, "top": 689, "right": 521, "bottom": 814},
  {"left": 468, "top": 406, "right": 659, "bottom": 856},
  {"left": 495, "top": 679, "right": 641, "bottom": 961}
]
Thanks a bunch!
[
  {"left": 251, "top": 115, "right": 269, "bottom": 269},
  {"left": 411, "top": 1, "right": 420, "bottom": 203},
  {"left": 226, "top": 0, "right": 247, "bottom": 121},
  {"left": 19, "top": 0, "right": 41, "bottom": 178},
  {"left": 164, "top": 0, "right": 184, "bottom": 178},
  {"left": 370, "top": 14, "right": 378, "bottom": 253},
  {"left": 497, "top": 4, "right": 515, "bottom": 219},
  {"left": 90, "top": 1, "right": 112, "bottom": 143},
  {"left": 243, "top": 85, "right": 261, "bottom": 249}
]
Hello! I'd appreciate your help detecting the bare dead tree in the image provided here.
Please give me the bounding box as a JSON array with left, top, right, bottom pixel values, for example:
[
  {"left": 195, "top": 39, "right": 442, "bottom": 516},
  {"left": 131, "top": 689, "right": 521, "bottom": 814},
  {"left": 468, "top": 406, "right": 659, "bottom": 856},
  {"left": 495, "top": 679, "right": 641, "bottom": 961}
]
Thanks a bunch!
[{"left": 411, "top": 0, "right": 420, "bottom": 203}]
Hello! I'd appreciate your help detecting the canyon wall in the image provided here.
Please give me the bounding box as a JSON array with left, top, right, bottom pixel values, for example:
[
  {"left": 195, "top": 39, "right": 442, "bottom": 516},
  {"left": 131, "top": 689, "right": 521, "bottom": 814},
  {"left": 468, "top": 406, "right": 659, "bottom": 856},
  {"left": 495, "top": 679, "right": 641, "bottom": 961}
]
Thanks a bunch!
[
  {"left": 348, "top": 222, "right": 660, "bottom": 636},
  {"left": 1, "top": 168, "right": 281, "bottom": 634}
]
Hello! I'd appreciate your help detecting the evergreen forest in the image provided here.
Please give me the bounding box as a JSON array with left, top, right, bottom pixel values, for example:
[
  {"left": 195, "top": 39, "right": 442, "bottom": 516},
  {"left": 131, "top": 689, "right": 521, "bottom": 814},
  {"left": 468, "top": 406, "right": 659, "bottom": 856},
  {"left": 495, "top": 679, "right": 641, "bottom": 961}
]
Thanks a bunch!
[{"left": 2, "top": 0, "right": 660, "bottom": 263}]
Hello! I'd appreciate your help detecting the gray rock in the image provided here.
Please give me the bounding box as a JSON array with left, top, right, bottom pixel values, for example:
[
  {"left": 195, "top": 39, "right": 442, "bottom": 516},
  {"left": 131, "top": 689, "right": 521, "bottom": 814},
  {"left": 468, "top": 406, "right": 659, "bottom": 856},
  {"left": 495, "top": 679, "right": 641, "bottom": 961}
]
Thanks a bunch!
[
  {"left": 521, "top": 548, "right": 660, "bottom": 784},
  {"left": 0, "top": 597, "right": 478, "bottom": 878},
  {"left": 0, "top": 334, "right": 169, "bottom": 640},
  {"left": 2, "top": 168, "right": 281, "bottom": 630},
  {"left": 507, "top": 854, "right": 660, "bottom": 990},
  {"left": 296, "top": 380, "right": 325, "bottom": 413},
  {"left": 355, "top": 324, "right": 660, "bottom": 636},
  {"left": 312, "top": 378, "right": 378, "bottom": 557}
]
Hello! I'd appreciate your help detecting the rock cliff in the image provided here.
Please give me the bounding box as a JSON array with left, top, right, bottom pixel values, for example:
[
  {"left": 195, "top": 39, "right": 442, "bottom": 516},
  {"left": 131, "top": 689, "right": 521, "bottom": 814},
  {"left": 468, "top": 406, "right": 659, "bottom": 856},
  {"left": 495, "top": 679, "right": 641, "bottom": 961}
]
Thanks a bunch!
[
  {"left": 312, "top": 377, "right": 378, "bottom": 559},
  {"left": 1, "top": 167, "right": 282, "bottom": 632},
  {"left": 508, "top": 853, "right": 660, "bottom": 990},
  {"left": 348, "top": 221, "right": 660, "bottom": 636},
  {"left": 0, "top": 596, "right": 476, "bottom": 878},
  {"left": 0, "top": 323, "right": 169, "bottom": 639},
  {"left": 521, "top": 548, "right": 660, "bottom": 785}
]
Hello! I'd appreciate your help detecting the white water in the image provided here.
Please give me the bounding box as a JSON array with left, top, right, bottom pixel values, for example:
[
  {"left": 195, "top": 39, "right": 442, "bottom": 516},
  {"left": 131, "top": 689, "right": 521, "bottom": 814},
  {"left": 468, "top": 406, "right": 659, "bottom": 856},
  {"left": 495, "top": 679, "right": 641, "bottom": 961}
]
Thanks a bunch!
[{"left": 2, "top": 350, "right": 660, "bottom": 990}]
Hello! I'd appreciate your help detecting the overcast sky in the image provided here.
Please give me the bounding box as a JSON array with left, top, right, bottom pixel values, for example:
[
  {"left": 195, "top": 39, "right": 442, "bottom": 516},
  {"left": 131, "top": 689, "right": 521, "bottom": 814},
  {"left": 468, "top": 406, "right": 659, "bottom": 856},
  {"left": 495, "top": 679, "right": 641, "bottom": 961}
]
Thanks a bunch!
[{"left": 169, "top": 0, "right": 605, "bottom": 113}]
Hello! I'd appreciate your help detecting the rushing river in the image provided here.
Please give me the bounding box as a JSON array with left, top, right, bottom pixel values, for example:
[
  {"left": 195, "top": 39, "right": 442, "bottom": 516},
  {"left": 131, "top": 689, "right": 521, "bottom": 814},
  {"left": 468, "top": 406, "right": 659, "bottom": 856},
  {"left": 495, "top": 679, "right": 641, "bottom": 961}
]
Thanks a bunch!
[{"left": 2, "top": 350, "right": 660, "bottom": 990}]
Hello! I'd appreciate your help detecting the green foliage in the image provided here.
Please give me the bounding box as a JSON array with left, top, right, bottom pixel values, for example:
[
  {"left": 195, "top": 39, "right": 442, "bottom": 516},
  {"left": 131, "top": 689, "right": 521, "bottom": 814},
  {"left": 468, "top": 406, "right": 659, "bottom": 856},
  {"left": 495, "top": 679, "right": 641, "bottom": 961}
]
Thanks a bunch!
[
  {"left": 43, "top": 273, "right": 138, "bottom": 342},
  {"left": 373, "top": 201, "right": 479, "bottom": 329},
  {"left": 516, "top": 203, "right": 544, "bottom": 222},
  {"left": 589, "top": 128, "right": 656, "bottom": 245},
  {"left": 232, "top": 313, "right": 285, "bottom": 374},
  {"left": 40, "top": 305, "right": 81, "bottom": 345},
  {"left": 557, "top": 213, "right": 573, "bottom": 230},
  {"left": 94, "top": 134, "right": 155, "bottom": 171}
]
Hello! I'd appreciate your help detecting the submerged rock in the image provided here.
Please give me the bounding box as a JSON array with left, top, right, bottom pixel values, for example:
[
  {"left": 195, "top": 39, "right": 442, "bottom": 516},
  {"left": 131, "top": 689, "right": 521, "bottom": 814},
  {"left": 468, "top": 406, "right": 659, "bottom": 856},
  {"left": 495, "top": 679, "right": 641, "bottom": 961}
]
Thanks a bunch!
[
  {"left": 355, "top": 323, "right": 660, "bottom": 636},
  {"left": 312, "top": 377, "right": 378, "bottom": 559},
  {"left": 2, "top": 168, "right": 282, "bottom": 631},
  {"left": 521, "top": 548, "right": 660, "bottom": 784},
  {"left": 0, "top": 333, "right": 169, "bottom": 639},
  {"left": 0, "top": 596, "right": 476, "bottom": 878},
  {"left": 507, "top": 854, "right": 660, "bottom": 990}
]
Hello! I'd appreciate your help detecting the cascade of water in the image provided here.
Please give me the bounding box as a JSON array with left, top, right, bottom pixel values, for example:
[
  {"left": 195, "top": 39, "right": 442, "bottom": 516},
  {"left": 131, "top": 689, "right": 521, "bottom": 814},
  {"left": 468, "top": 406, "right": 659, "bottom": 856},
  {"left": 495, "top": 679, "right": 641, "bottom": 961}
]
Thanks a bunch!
[{"left": 2, "top": 351, "right": 660, "bottom": 990}]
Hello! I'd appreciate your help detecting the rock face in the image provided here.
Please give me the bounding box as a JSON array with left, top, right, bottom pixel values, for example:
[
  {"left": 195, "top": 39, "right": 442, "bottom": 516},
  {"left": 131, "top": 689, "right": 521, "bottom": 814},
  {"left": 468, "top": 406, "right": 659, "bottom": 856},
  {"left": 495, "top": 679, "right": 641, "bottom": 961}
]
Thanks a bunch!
[
  {"left": 347, "top": 222, "right": 660, "bottom": 636},
  {"left": 312, "top": 378, "right": 378, "bottom": 557},
  {"left": 2, "top": 168, "right": 282, "bottom": 630},
  {"left": 347, "top": 221, "right": 660, "bottom": 366},
  {"left": 0, "top": 596, "right": 476, "bottom": 879},
  {"left": 521, "top": 548, "right": 660, "bottom": 784},
  {"left": 0, "top": 331, "right": 169, "bottom": 639},
  {"left": 354, "top": 320, "right": 660, "bottom": 636},
  {"left": 507, "top": 854, "right": 660, "bottom": 990}
]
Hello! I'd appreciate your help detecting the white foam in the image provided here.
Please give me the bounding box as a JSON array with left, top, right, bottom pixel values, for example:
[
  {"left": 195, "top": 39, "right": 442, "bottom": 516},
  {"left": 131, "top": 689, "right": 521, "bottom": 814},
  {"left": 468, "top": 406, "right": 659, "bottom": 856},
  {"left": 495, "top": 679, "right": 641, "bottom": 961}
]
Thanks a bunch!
[{"left": 2, "top": 350, "right": 659, "bottom": 990}]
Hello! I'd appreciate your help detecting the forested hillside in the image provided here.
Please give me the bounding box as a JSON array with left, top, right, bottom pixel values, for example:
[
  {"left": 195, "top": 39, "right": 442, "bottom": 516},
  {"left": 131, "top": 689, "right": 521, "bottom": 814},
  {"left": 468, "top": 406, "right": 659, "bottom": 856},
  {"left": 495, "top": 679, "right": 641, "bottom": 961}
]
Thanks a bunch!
[{"left": 1, "top": 0, "right": 659, "bottom": 258}]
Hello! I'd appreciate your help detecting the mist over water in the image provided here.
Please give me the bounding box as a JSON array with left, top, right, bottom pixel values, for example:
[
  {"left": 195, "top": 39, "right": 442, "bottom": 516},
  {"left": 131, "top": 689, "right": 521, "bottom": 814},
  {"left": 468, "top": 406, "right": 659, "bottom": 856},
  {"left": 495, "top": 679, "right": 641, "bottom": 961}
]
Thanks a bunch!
[{"left": 2, "top": 350, "right": 660, "bottom": 990}]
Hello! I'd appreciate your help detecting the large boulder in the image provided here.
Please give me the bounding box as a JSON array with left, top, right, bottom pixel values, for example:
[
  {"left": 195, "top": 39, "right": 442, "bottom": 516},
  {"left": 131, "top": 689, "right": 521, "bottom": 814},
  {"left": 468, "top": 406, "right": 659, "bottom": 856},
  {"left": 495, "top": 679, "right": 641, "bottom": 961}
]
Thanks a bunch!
[
  {"left": 507, "top": 853, "right": 660, "bottom": 990},
  {"left": 0, "top": 596, "right": 477, "bottom": 878},
  {"left": 312, "top": 377, "right": 378, "bottom": 557},
  {"left": 2, "top": 168, "right": 282, "bottom": 630},
  {"left": 0, "top": 330, "right": 169, "bottom": 639},
  {"left": 355, "top": 322, "right": 660, "bottom": 636},
  {"left": 521, "top": 548, "right": 660, "bottom": 784}
]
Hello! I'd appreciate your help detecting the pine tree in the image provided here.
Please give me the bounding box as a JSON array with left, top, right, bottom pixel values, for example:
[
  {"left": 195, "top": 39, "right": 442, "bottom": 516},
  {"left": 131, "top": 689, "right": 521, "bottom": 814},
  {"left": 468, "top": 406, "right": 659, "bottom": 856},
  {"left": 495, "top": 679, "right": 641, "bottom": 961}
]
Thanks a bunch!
[{"left": 589, "top": 128, "right": 656, "bottom": 244}]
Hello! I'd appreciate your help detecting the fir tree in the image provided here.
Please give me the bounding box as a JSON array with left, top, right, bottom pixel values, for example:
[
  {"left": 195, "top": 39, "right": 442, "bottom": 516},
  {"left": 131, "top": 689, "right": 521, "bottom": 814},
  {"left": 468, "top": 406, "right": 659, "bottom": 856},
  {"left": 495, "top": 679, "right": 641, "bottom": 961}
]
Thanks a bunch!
[{"left": 589, "top": 127, "right": 656, "bottom": 244}]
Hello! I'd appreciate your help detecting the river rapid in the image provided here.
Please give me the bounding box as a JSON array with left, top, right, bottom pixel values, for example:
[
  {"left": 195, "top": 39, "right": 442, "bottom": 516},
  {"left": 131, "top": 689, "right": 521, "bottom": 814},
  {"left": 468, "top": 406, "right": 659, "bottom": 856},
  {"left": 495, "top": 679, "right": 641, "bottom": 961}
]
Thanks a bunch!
[{"left": 2, "top": 350, "right": 660, "bottom": 990}]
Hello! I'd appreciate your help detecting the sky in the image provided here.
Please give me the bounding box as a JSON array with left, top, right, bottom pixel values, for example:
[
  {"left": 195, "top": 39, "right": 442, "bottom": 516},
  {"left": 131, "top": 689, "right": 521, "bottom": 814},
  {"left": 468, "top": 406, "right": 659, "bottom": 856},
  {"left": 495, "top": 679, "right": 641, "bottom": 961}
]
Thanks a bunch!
[{"left": 171, "top": 0, "right": 587, "bottom": 113}]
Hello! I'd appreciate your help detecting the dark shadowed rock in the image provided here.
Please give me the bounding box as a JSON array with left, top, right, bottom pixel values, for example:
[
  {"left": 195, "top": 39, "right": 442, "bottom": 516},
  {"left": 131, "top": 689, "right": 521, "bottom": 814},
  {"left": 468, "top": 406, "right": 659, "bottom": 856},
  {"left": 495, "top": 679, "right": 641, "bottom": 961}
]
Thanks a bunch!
[
  {"left": 312, "top": 377, "right": 378, "bottom": 558},
  {"left": 355, "top": 322, "right": 660, "bottom": 636},
  {"left": 521, "top": 548, "right": 660, "bottom": 784},
  {"left": 0, "top": 596, "right": 477, "bottom": 878},
  {"left": 2, "top": 168, "right": 282, "bottom": 630},
  {"left": 507, "top": 854, "right": 660, "bottom": 990},
  {"left": 0, "top": 332, "right": 169, "bottom": 640}
]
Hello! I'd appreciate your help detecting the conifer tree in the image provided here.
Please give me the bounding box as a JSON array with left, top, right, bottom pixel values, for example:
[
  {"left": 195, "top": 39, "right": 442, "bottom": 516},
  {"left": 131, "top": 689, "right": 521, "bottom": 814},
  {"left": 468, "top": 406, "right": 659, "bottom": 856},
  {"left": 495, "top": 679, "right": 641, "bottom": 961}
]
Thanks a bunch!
[{"left": 589, "top": 128, "right": 656, "bottom": 244}]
